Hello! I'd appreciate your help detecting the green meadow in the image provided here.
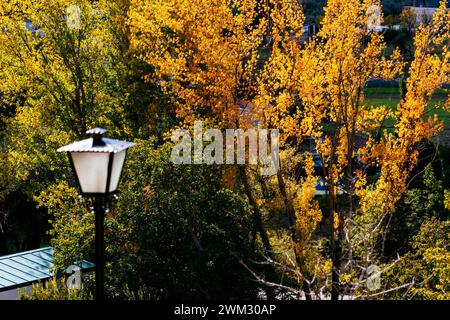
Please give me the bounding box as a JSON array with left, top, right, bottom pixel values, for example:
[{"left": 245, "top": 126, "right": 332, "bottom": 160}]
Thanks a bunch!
[{"left": 364, "top": 87, "right": 449, "bottom": 128}]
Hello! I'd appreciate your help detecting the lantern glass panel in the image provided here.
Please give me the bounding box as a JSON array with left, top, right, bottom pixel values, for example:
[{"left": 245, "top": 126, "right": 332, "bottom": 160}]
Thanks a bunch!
[
  {"left": 109, "top": 150, "right": 126, "bottom": 192},
  {"left": 70, "top": 152, "right": 110, "bottom": 193}
]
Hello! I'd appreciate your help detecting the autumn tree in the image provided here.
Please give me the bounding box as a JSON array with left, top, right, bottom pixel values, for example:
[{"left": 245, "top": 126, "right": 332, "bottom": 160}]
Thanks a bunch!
[
  {"left": 253, "top": 0, "right": 449, "bottom": 299},
  {"left": 0, "top": 0, "right": 164, "bottom": 252},
  {"left": 129, "top": 0, "right": 272, "bottom": 128},
  {"left": 129, "top": 0, "right": 285, "bottom": 261}
]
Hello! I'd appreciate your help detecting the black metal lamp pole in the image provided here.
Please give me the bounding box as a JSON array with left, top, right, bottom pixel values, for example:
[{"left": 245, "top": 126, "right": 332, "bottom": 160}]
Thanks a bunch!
[
  {"left": 94, "top": 195, "right": 105, "bottom": 301},
  {"left": 57, "top": 128, "right": 135, "bottom": 301}
]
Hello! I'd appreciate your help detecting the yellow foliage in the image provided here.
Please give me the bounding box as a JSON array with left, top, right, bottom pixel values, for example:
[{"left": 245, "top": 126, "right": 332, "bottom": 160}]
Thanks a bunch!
[
  {"left": 293, "top": 154, "right": 322, "bottom": 251},
  {"left": 129, "top": 0, "right": 284, "bottom": 129}
]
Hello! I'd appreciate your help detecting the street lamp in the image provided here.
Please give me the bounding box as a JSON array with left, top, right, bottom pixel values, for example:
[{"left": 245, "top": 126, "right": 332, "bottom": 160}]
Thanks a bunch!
[{"left": 57, "top": 128, "right": 135, "bottom": 300}]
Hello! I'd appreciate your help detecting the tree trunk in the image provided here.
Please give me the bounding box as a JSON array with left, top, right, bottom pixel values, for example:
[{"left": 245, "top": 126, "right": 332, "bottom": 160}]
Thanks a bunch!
[
  {"left": 238, "top": 166, "right": 275, "bottom": 299},
  {"left": 328, "top": 184, "right": 341, "bottom": 301},
  {"left": 331, "top": 238, "right": 341, "bottom": 300},
  {"left": 239, "top": 166, "right": 272, "bottom": 253},
  {"left": 276, "top": 170, "right": 312, "bottom": 300}
]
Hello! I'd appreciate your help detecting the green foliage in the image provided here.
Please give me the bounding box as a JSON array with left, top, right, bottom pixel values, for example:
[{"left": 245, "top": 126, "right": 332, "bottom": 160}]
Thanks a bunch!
[
  {"left": 445, "top": 190, "right": 450, "bottom": 209},
  {"left": 0, "top": 0, "right": 161, "bottom": 196},
  {"left": 19, "top": 276, "right": 92, "bottom": 300},
  {"left": 1, "top": 0, "right": 123, "bottom": 137},
  {"left": 384, "top": 165, "right": 448, "bottom": 257},
  {"left": 122, "top": 284, "right": 161, "bottom": 300},
  {"left": 384, "top": 218, "right": 450, "bottom": 299},
  {"left": 34, "top": 180, "right": 94, "bottom": 270},
  {"left": 42, "top": 140, "right": 261, "bottom": 299},
  {"left": 0, "top": 0, "right": 166, "bottom": 255},
  {"left": 2, "top": 113, "right": 72, "bottom": 197},
  {"left": 107, "top": 140, "right": 260, "bottom": 299}
]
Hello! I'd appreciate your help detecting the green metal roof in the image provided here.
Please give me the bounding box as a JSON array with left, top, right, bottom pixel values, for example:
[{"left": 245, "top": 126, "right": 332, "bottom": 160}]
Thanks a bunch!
[{"left": 0, "top": 247, "right": 94, "bottom": 292}]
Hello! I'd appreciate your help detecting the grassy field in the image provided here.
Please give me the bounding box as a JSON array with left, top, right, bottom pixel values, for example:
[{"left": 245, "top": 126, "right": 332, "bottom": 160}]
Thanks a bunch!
[
  {"left": 364, "top": 86, "right": 448, "bottom": 96},
  {"left": 364, "top": 87, "right": 402, "bottom": 96},
  {"left": 364, "top": 87, "right": 449, "bottom": 128}
]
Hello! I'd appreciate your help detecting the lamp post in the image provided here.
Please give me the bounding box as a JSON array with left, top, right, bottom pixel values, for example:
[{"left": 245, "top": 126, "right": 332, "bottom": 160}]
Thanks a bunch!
[{"left": 58, "top": 128, "right": 135, "bottom": 300}]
